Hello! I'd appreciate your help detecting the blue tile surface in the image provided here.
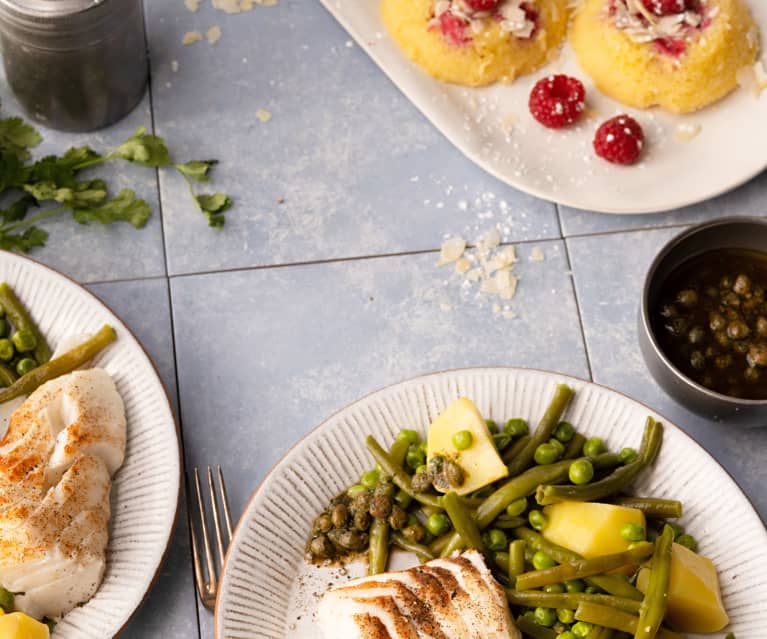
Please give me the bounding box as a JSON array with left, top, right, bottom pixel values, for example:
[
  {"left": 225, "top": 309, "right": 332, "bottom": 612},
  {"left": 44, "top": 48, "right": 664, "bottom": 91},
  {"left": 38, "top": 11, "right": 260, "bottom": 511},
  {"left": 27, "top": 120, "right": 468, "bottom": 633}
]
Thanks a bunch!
[
  {"left": 568, "top": 228, "right": 767, "bottom": 521},
  {"left": 145, "top": 0, "right": 559, "bottom": 276}
]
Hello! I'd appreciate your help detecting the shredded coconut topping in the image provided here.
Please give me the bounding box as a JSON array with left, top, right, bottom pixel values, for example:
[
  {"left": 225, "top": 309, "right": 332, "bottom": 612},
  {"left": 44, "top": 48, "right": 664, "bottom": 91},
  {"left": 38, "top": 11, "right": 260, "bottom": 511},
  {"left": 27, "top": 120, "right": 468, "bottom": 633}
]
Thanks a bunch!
[
  {"left": 609, "top": 0, "right": 714, "bottom": 44},
  {"left": 430, "top": 0, "right": 537, "bottom": 39}
]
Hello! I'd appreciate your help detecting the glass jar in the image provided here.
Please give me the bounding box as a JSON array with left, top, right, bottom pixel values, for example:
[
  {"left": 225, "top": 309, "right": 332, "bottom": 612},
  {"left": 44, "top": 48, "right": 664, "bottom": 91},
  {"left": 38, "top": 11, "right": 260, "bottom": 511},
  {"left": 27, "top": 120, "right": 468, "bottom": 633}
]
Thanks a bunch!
[{"left": 0, "top": 0, "right": 148, "bottom": 132}]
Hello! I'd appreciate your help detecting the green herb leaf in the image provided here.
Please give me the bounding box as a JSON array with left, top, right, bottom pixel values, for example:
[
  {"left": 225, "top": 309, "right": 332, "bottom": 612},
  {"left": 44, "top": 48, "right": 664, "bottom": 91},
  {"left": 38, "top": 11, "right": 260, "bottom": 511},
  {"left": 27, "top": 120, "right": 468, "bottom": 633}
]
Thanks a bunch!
[
  {"left": 1, "top": 196, "right": 35, "bottom": 225},
  {"left": 0, "top": 151, "right": 30, "bottom": 192},
  {"left": 111, "top": 127, "right": 173, "bottom": 167},
  {"left": 195, "top": 192, "right": 232, "bottom": 228},
  {"left": 61, "top": 146, "right": 103, "bottom": 169},
  {"left": 28, "top": 155, "right": 77, "bottom": 188},
  {"left": 23, "top": 181, "right": 74, "bottom": 204},
  {"left": 0, "top": 226, "right": 48, "bottom": 253},
  {"left": 175, "top": 160, "right": 217, "bottom": 183},
  {"left": 72, "top": 188, "right": 151, "bottom": 228},
  {"left": 0, "top": 117, "right": 42, "bottom": 161}
]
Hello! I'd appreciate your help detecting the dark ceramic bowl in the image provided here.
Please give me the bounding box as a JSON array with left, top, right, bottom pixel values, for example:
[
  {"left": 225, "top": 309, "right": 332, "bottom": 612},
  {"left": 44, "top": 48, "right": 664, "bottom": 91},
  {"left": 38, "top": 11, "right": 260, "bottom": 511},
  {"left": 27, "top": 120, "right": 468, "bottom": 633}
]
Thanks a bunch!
[{"left": 639, "top": 217, "right": 767, "bottom": 428}]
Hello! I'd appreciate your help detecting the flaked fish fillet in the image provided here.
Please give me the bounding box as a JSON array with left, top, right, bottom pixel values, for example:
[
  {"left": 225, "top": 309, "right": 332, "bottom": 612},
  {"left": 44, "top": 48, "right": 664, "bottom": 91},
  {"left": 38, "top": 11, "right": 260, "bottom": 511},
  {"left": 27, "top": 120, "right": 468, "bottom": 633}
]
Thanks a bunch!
[
  {"left": 317, "top": 549, "right": 520, "bottom": 639},
  {"left": 0, "top": 369, "right": 126, "bottom": 619}
]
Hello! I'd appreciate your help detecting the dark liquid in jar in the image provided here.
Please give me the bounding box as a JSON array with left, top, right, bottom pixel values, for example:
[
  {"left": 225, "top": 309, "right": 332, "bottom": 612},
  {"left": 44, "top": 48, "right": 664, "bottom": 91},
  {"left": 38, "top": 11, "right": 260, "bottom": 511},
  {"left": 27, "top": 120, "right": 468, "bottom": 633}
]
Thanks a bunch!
[{"left": 653, "top": 248, "right": 767, "bottom": 400}]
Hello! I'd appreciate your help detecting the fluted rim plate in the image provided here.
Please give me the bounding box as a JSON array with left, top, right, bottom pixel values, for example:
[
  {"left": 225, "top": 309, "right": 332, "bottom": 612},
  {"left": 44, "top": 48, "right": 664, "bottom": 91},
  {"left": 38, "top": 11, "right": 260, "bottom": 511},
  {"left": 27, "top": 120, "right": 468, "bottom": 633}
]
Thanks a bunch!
[
  {"left": 215, "top": 367, "right": 766, "bottom": 639},
  {"left": 0, "top": 251, "right": 180, "bottom": 638}
]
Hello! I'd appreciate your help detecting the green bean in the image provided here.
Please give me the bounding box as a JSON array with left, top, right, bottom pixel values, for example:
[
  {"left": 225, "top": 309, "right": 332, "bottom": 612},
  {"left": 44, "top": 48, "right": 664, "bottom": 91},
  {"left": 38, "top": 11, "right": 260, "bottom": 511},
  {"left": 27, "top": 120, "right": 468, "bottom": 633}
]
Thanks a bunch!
[
  {"left": 636, "top": 525, "right": 673, "bottom": 639},
  {"left": 536, "top": 418, "right": 663, "bottom": 506},
  {"left": 366, "top": 436, "right": 442, "bottom": 508},
  {"left": 574, "top": 603, "right": 684, "bottom": 639},
  {"left": 611, "top": 497, "right": 683, "bottom": 519},
  {"left": 368, "top": 518, "right": 389, "bottom": 576},
  {"left": 492, "top": 515, "right": 526, "bottom": 529},
  {"left": 509, "top": 539, "right": 526, "bottom": 580},
  {"left": 502, "top": 434, "right": 531, "bottom": 463},
  {"left": 587, "top": 627, "right": 615, "bottom": 639},
  {"left": 514, "top": 544, "right": 654, "bottom": 591},
  {"left": 564, "top": 432, "right": 587, "bottom": 459},
  {"left": 443, "top": 491, "right": 490, "bottom": 562},
  {"left": 505, "top": 591, "right": 642, "bottom": 615},
  {"left": 388, "top": 437, "right": 411, "bottom": 468},
  {"left": 0, "top": 363, "right": 17, "bottom": 387},
  {"left": 0, "top": 324, "right": 116, "bottom": 404},
  {"left": 390, "top": 531, "right": 434, "bottom": 563},
  {"left": 515, "top": 614, "right": 559, "bottom": 639},
  {"left": 428, "top": 532, "right": 452, "bottom": 556},
  {"left": 0, "top": 282, "right": 51, "bottom": 364},
  {"left": 440, "top": 457, "right": 575, "bottom": 557},
  {"left": 513, "top": 528, "right": 644, "bottom": 601},
  {"left": 507, "top": 384, "right": 575, "bottom": 477}
]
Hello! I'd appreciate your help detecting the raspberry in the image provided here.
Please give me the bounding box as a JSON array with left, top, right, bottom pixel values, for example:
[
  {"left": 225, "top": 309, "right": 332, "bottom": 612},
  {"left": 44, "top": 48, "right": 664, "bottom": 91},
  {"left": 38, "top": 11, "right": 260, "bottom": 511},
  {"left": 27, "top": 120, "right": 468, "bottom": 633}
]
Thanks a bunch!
[
  {"left": 654, "top": 37, "right": 686, "bottom": 57},
  {"left": 528, "top": 75, "right": 586, "bottom": 129},
  {"left": 464, "top": 0, "right": 501, "bottom": 11},
  {"left": 593, "top": 115, "right": 645, "bottom": 165},
  {"left": 641, "top": 0, "right": 687, "bottom": 16},
  {"left": 438, "top": 11, "right": 472, "bottom": 46}
]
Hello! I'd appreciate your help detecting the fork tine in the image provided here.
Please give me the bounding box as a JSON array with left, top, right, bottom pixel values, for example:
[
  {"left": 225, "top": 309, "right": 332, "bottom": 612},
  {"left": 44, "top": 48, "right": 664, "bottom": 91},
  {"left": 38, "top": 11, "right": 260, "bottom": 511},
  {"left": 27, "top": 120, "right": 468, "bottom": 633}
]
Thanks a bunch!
[
  {"left": 194, "top": 467, "right": 217, "bottom": 589},
  {"left": 188, "top": 506, "right": 206, "bottom": 598},
  {"left": 207, "top": 466, "right": 226, "bottom": 573},
  {"left": 217, "top": 465, "right": 233, "bottom": 540}
]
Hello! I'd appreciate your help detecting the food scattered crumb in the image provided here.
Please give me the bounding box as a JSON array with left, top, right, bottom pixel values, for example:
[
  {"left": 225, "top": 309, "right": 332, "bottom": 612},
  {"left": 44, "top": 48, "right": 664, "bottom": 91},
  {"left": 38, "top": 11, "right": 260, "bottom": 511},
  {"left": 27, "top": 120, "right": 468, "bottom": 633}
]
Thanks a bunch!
[
  {"left": 345, "top": 40, "right": 354, "bottom": 48},
  {"left": 437, "top": 237, "right": 467, "bottom": 266},
  {"left": 171, "top": 60, "right": 179, "bottom": 72},
  {"left": 455, "top": 258, "right": 471, "bottom": 274},
  {"left": 582, "top": 107, "right": 600, "bottom": 121},
  {"left": 673, "top": 123, "right": 702, "bottom": 143},
  {"left": 207, "top": 25, "right": 223, "bottom": 44},
  {"left": 737, "top": 61, "right": 767, "bottom": 98},
  {"left": 184, "top": 0, "right": 201, "bottom": 12},
  {"left": 529, "top": 247, "right": 545, "bottom": 262},
  {"left": 502, "top": 114, "right": 517, "bottom": 136},
  {"left": 255, "top": 0, "right": 278, "bottom": 5},
  {"left": 440, "top": 303, "right": 453, "bottom": 313},
  {"left": 256, "top": 109, "right": 272, "bottom": 123},
  {"left": 277, "top": 197, "right": 285, "bottom": 204},
  {"left": 182, "top": 30, "right": 202, "bottom": 45}
]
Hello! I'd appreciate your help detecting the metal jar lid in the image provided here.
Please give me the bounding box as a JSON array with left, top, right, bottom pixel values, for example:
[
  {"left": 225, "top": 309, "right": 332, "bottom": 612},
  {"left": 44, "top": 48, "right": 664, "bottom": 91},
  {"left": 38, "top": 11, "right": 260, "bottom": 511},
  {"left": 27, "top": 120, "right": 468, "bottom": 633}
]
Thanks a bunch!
[{"left": 0, "top": 0, "right": 137, "bottom": 50}]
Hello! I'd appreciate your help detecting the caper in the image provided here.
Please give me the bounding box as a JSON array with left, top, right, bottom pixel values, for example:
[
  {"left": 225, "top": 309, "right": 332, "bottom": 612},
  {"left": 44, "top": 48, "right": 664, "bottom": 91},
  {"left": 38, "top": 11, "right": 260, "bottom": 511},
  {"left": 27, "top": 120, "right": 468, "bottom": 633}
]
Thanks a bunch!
[
  {"left": 676, "top": 289, "right": 699, "bottom": 308},
  {"left": 714, "top": 331, "right": 730, "bottom": 348},
  {"left": 660, "top": 304, "right": 678, "bottom": 318},
  {"left": 745, "top": 367, "right": 761, "bottom": 383},
  {"left": 444, "top": 460, "right": 465, "bottom": 488},
  {"left": 328, "top": 528, "right": 368, "bottom": 551},
  {"left": 690, "top": 350, "right": 705, "bottom": 370},
  {"left": 388, "top": 505, "right": 408, "bottom": 530},
  {"left": 705, "top": 286, "right": 719, "bottom": 299},
  {"left": 720, "top": 275, "right": 734, "bottom": 289},
  {"left": 369, "top": 494, "right": 393, "bottom": 520},
  {"left": 331, "top": 503, "right": 349, "bottom": 528},
  {"left": 310, "top": 534, "right": 336, "bottom": 559},
  {"left": 722, "top": 291, "right": 741, "bottom": 308},
  {"left": 704, "top": 345, "right": 719, "bottom": 359},
  {"left": 733, "top": 340, "right": 749, "bottom": 354},
  {"left": 402, "top": 523, "right": 426, "bottom": 543},
  {"left": 754, "top": 286, "right": 765, "bottom": 303},
  {"left": 353, "top": 510, "right": 371, "bottom": 531},
  {"left": 350, "top": 490, "right": 371, "bottom": 514},
  {"left": 688, "top": 326, "right": 706, "bottom": 344},
  {"left": 747, "top": 343, "right": 767, "bottom": 367},
  {"left": 727, "top": 319, "right": 750, "bottom": 340},
  {"left": 313, "top": 513, "right": 333, "bottom": 534},
  {"left": 724, "top": 307, "right": 739, "bottom": 321},
  {"left": 733, "top": 274, "right": 752, "bottom": 296},
  {"left": 756, "top": 317, "right": 767, "bottom": 337},
  {"left": 411, "top": 470, "right": 433, "bottom": 493},
  {"left": 665, "top": 317, "right": 689, "bottom": 338},
  {"left": 714, "top": 354, "right": 733, "bottom": 370},
  {"left": 709, "top": 311, "right": 726, "bottom": 331}
]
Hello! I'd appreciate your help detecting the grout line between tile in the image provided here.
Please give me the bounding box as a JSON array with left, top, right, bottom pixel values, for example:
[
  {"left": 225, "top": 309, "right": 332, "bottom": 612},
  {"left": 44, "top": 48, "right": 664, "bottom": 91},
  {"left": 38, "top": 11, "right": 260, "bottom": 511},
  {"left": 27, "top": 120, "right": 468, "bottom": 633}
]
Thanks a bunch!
[
  {"left": 561, "top": 235, "right": 594, "bottom": 382},
  {"left": 561, "top": 220, "right": 692, "bottom": 241}
]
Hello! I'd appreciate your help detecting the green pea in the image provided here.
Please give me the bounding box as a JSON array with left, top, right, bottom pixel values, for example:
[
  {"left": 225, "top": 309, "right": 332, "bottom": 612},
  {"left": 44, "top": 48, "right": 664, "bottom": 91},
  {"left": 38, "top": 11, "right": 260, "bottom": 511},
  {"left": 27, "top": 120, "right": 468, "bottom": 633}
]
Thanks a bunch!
[
  {"left": 584, "top": 586, "right": 603, "bottom": 594},
  {"left": 347, "top": 484, "right": 367, "bottom": 498},
  {"left": 620, "top": 523, "right": 646, "bottom": 542},
  {"left": 559, "top": 633, "right": 577, "bottom": 639},
  {"left": 406, "top": 446, "right": 426, "bottom": 471},
  {"left": 534, "top": 607, "right": 557, "bottom": 627},
  {"left": 485, "top": 419, "right": 498, "bottom": 432},
  {"left": 568, "top": 459, "right": 594, "bottom": 485},
  {"left": 619, "top": 447, "right": 638, "bottom": 464},
  {"left": 15, "top": 357, "right": 36, "bottom": 377},
  {"left": 426, "top": 512, "right": 450, "bottom": 536},
  {"left": 505, "top": 418, "right": 528, "bottom": 437},
  {"left": 554, "top": 421, "right": 575, "bottom": 442},
  {"left": 394, "top": 489, "right": 412, "bottom": 508},
  {"left": 415, "top": 464, "right": 428, "bottom": 475},
  {"left": 0, "top": 319, "right": 7, "bottom": 339},
  {"left": 583, "top": 437, "right": 606, "bottom": 457},
  {"left": 505, "top": 497, "right": 528, "bottom": 518},
  {"left": 529, "top": 509, "right": 547, "bottom": 531},
  {"left": 534, "top": 442, "right": 559, "bottom": 465},
  {"left": 564, "top": 579, "right": 585, "bottom": 593},
  {"left": 628, "top": 541, "right": 652, "bottom": 551},
  {"left": 0, "top": 586, "right": 13, "bottom": 613},
  {"left": 666, "top": 521, "right": 684, "bottom": 538},
  {"left": 548, "top": 438, "right": 566, "bottom": 456},
  {"left": 0, "top": 339, "right": 13, "bottom": 362},
  {"left": 557, "top": 609, "right": 576, "bottom": 624},
  {"left": 418, "top": 441, "right": 428, "bottom": 455},
  {"left": 532, "top": 551, "right": 556, "bottom": 569},
  {"left": 572, "top": 622, "right": 593, "bottom": 638},
  {"left": 452, "top": 430, "right": 473, "bottom": 451},
  {"left": 484, "top": 528, "right": 508, "bottom": 552},
  {"left": 11, "top": 329, "right": 36, "bottom": 353},
  {"left": 544, "top": 583, "right": 565, "bottom": 594},
  {"left": 676, "top": 534, "right": 698, "bottom": 552},
  {"left": 360, "top": 469, "right": 380, "bottom": 490},
  {"left": 397, "top": 429, "right": 420, "bottom": 444}
]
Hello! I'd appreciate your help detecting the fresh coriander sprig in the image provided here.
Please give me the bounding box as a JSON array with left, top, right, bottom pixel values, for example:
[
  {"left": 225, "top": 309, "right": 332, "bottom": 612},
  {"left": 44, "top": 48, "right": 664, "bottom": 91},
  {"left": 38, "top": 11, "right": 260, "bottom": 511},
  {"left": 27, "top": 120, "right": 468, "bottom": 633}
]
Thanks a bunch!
[{"left": 0, "top": 115, "right": 232, "bottom": 253}]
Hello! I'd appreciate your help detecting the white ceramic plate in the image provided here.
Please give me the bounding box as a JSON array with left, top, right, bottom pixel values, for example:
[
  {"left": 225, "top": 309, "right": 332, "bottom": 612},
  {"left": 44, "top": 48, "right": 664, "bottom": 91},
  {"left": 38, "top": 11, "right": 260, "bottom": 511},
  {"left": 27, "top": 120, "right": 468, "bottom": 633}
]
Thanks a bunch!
[
  {"left": 317, "top": 0, "right": 767, "bottom": 213},
  {"left": 0, "top": 252, "right": 180, "bottom": 638},
  {"left": 216, "top": 367, "right": 767, "bottom": 638}
]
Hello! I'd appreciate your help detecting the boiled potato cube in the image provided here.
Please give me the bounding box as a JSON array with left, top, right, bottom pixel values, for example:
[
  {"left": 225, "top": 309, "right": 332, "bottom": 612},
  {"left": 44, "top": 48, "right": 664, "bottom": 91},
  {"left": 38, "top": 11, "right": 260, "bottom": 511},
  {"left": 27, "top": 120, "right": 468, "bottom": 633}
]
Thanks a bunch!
[
  {"left": 427, "top": 398, "right": 508, "bottom": 496},
  {"left": 636, "top": 542, "right": 728, "bottom": 633},
  {"left": 542, "top": 501, "right": 645, "bottom": 558},
  {"left": 0, "top": 613, "right": 49, "bottom": 639}
]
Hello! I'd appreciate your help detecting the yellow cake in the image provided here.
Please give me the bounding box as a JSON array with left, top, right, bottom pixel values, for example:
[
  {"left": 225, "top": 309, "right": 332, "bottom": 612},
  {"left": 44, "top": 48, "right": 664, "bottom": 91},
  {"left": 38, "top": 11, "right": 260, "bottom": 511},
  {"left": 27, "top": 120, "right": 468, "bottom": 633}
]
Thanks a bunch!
[
  {"left": 380, "top": 0, "right": 570, "bottom": 86},
  {"left": 570, "top": 0, "right": 760, "bottom": 113}
]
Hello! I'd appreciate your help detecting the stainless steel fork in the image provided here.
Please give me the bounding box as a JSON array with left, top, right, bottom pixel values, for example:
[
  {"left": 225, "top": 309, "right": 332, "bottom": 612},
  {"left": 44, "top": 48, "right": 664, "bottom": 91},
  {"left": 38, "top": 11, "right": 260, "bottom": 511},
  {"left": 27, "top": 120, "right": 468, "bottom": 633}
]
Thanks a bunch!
[{"left": 189, "top": 465, "right": 233, "bottom": 610}]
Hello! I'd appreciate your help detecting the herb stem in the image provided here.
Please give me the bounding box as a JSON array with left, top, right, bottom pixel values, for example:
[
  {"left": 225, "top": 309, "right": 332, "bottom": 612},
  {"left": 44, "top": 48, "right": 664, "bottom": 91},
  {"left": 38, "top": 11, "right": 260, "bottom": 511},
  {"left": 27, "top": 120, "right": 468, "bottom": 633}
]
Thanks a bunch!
[{"left": 2, "top": 205, "right": 68, "bottom": 232}]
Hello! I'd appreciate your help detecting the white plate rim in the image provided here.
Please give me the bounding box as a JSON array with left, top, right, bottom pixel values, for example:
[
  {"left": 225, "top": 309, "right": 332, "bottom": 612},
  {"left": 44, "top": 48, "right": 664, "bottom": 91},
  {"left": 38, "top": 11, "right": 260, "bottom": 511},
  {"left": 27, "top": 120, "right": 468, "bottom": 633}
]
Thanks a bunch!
[
  {"left": 0, "top": 250, "right": 182, "bottom": 639},
  {"left": 215, "top": 365, "right": 767, "bottom": 639}
]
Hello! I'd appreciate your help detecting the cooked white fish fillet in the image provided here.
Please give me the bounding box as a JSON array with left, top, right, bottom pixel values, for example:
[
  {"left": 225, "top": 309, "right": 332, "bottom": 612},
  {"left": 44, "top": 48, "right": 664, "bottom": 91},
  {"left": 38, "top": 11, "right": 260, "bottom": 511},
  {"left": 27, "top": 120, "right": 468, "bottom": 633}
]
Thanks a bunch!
[
  {"left": 0, "top": 368, "right": 126, "bottom": 619},
  {"left": 317, "top": 549, "right": 520, "bottom": 639}
]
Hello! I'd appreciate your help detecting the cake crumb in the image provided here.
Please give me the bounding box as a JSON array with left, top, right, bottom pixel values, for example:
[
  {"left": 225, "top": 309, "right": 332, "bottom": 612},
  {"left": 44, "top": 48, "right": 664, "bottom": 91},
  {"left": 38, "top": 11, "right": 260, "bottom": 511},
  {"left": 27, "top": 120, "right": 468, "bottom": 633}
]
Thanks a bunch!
[
  {"left": 437, "top": 237, "right": 467, "bottom": 266},
  {"left": 182, "top": 31, "right": 202, "bottom": 45},
  {"left": 184, "top": 0, "right": 201, "bottom": 12},
  {"left": 737, "top": 61, "right": 767, "bottom": 97},
  {"left": 529, "top": 247, "right": 545, "bottom": 262},
  {"left": 440, "top": 303, "right": 454, "bottom": 313},
  {"left": 256, "top": 109, "right": 272, "bottom": 123},
  {"left": 207, "top": 25, "right": 223, "bottom": 44},
  {"left": 455, "top": 258, "right": 471, "bottom": 274},
  {"left": 673, "top": 123, "right": 702, "bottom": 142},
  {"left": 171, "top": 60, "right": 179, "bottom": 72}
]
